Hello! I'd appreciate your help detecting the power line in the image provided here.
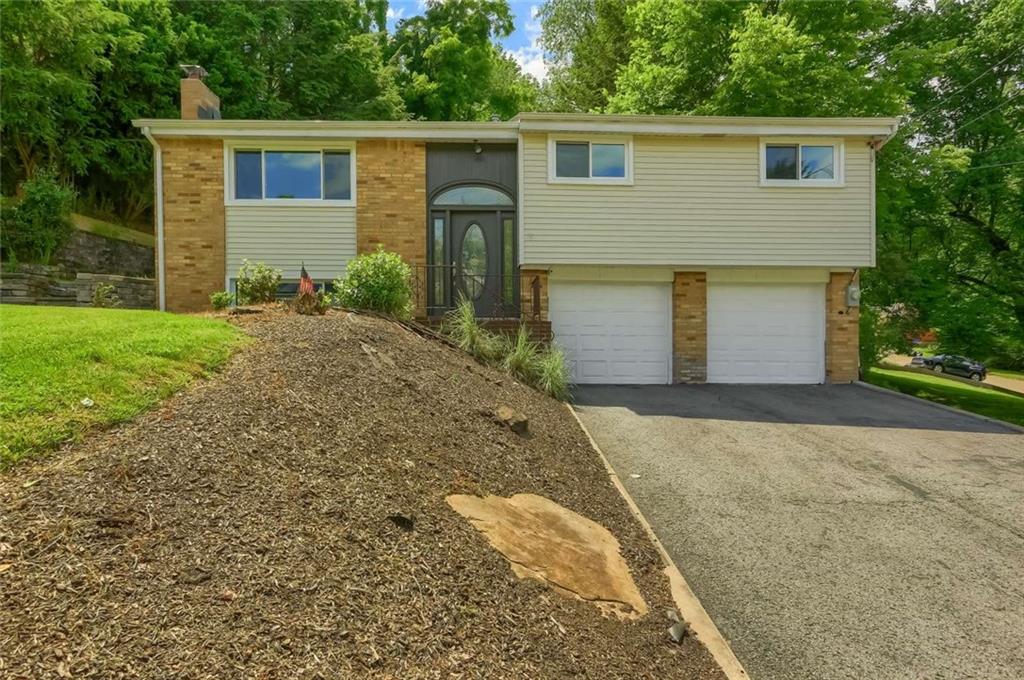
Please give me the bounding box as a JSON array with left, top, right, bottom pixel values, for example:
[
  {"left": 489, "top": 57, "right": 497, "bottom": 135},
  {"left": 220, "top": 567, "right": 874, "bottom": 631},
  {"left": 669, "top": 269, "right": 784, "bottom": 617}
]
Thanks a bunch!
[
  {"left": 913, "top": 42, "right": 1024, "bottom": 122},
  {"left": 955, "top": 88, "right": 1024, "bottom": 131},
  {"left": 964, "top": 159, "right": 1024, "bottom": 171}
]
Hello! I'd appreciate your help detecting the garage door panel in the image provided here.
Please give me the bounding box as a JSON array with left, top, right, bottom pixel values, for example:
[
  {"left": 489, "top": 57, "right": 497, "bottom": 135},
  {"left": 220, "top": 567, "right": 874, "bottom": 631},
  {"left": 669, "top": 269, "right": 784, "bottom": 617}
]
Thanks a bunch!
[
  {"left": 550, "top": 282, "right": 672, "bottom": 385},
  {"left": 708, "top": 283, "right": 825, "bottom": 384}
]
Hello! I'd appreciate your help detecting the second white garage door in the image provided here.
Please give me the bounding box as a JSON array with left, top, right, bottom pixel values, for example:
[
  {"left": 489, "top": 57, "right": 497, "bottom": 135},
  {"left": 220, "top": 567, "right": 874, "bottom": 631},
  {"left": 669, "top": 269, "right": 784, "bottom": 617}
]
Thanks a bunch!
[
  {"left": 707, "top": 283, "right": 825, "bottom": 384},
  {"left": 549, "top": 282, "right": 672, "bottom": 384}
]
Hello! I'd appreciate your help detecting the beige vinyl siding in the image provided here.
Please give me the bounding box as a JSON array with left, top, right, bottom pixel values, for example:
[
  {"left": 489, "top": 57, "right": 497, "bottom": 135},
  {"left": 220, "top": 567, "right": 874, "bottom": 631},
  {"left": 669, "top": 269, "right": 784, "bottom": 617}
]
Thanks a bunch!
[
  {"left": 225, "top": 205, "right": 356, "bottom": 282},
  {"left": 522, "top": 134, "right": 873, "bottom": 267}
]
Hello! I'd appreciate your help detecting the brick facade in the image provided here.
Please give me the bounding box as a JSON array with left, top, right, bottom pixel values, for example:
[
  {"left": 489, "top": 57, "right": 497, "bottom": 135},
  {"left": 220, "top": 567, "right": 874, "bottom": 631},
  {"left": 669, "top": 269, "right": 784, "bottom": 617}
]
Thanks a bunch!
[
  {"left": 180, "top": 78, "right": 219, "bottom": 120},
  {"left": 519, "top": 268, "right": 549, "bottom": 321},
  {"left": 826, "top": 270, "right": 860, "bottom": 383},
  {"left": 672, "top": 272, "right": 707, "bottom": 383},
  {"left": 356, "top": 140, "right": 427, "bottom": 315},
  {"left": 159, "top": 138, "right": 225, "bottom": 312}
]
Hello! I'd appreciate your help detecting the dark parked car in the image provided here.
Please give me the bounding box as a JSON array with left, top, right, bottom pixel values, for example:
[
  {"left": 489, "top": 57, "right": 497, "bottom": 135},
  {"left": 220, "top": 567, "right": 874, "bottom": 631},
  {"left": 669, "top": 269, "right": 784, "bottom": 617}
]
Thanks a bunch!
[{"left": 911, "top": 354, "right": 987, "bottom": 381}]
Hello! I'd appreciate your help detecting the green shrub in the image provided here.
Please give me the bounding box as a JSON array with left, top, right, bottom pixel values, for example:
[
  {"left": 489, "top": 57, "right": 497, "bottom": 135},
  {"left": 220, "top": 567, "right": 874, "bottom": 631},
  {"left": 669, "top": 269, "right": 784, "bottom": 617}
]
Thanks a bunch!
[
  {"left": 536, "top": 346, "right": 571, "bottom": 401},
  {"left": 503, "top": 325, "right": 542, "bottom": 384},
  {"left": 91, "top": 283, "right": 121, "bottom": 308},
  {"left": 333, "top": 247, "right": 412, "bottom": 317},
  {"left": 210, "top": 291, "right": 233, "bottom": 310},
  {"left": 236, "top": 260, "right": 282, "bottom": 304},
  {"left": 444, "top": 297, "right": 504, "bottom": 362},
  {"left": 1, "top": 172, "right": 75, "bottom": 263}
]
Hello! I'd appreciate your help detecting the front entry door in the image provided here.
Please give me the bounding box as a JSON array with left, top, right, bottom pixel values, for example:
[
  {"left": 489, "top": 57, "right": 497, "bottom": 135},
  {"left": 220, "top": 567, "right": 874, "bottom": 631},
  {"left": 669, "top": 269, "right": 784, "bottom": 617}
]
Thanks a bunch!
[{"left": 450, "top": 211, "right": 502, "bottom": 317}]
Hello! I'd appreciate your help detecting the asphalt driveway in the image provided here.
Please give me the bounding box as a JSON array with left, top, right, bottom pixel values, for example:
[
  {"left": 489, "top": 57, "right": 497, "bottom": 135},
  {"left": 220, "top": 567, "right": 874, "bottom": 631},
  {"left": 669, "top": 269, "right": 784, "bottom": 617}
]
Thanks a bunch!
[{"left": 574, "top": 384, "right": 1024, "bottom": 680}]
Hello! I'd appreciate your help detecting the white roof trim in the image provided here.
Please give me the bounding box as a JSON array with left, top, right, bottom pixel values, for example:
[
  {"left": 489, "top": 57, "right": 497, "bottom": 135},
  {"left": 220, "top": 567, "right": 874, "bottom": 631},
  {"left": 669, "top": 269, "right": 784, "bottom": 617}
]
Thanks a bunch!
[
  {"left": 133, "top": 113, "right": 899, "bottom": 141},
  {"left": 515, "top": 114, "right": 899, "bottom": 138},
  {"left": 132, "top": 118, "right": 519, "bottom": 141}
]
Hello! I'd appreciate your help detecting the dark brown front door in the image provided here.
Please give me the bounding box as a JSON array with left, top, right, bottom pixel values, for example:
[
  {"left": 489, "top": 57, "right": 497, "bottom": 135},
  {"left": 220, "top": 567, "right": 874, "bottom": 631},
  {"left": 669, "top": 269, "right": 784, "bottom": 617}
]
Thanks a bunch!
[{"left": 450, "top": 211, "right": 502, "bottom": 317}]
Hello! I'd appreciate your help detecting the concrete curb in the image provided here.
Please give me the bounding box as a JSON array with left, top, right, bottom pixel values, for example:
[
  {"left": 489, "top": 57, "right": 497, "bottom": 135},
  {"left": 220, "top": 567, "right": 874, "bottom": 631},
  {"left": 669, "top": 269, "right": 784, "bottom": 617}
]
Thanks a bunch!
[
  {"left": 855, "top": 381, "right": 1024, "bottom": 434},
  {"left": 567, "top": 404, "right": 750, "bottom": 680}
]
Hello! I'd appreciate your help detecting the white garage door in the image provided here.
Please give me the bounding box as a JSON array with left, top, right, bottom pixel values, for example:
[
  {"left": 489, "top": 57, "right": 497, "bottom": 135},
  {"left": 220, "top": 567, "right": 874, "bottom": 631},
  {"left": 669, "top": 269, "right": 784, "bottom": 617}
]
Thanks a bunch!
[
  {"left": 549, "top": 282, "right": 672, "bottom": 384},
  {"left": 707, "top": 283, "right": 825, "bottom": 384}
]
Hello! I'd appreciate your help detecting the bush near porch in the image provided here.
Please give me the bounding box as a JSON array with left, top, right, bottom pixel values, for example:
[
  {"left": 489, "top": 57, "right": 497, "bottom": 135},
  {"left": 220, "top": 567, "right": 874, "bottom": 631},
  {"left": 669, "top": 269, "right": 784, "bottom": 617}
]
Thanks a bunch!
[{"left": 0, "top": 306, "right": 244, "bottom": 467}]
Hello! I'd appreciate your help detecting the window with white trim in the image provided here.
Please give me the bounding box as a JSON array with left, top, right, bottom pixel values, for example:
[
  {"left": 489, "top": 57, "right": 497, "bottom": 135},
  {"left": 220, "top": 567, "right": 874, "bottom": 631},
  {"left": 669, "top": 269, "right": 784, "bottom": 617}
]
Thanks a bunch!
[
  {"left": 549, "top": 137, "right": 632, "bottom": 183},
  {"left": 760, "top": 140, "right": 843, "bottom": 186},
  {"left": 230, "top": 147, "right": 353, "bottom": 203}
]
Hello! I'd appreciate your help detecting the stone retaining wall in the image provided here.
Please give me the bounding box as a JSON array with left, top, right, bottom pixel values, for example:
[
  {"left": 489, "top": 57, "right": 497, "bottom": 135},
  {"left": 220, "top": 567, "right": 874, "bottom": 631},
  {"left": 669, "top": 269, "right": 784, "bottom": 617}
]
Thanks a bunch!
[
  {"left": 57, "top": 230, "right": 154, "bottom": 277},
  {"left": 1, "top": 265, "right": 155, "bottom": 309}
]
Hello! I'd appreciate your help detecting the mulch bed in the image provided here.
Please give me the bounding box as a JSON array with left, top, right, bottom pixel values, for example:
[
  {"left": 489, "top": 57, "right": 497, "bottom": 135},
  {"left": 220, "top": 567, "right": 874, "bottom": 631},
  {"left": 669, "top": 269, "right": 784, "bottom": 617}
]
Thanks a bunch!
[{"left": 0, "top": 309, "right": 724, "bottom": 679}]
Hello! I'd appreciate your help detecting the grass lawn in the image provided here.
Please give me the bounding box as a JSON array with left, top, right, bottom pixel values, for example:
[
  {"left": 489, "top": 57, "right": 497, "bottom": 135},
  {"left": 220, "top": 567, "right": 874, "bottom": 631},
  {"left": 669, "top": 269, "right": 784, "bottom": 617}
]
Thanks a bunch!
[
  {"left": 1, "top": 305, "right": 245, "bottom": 467},
  {"left": 864, "top": 367, "right": 1024, "bottom": 428},
  {"left": 72, "top": 212, "right": 155, "bottom": 247}
]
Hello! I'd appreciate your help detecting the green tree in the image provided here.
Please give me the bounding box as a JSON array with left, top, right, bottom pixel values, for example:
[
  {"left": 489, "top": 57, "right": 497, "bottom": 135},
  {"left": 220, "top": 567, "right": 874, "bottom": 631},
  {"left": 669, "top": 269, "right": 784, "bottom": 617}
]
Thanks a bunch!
[
  {"left": 870, "top": 0, "right": 1024, "bottom": 365},
  {"left": 607, "top": 0, "right": 904, "bottom": 117},
  {"left": 538, "top": 0, "right": 634, "bottom": 112},
  {"left": 175, "top": 0, "right": 404, "bottom": 120},
  {"left": 391, "top": 0, "right": 538, "bottom": 120},
  {"left": 0, "top": 0, "right": 131, "bottom": 189}
]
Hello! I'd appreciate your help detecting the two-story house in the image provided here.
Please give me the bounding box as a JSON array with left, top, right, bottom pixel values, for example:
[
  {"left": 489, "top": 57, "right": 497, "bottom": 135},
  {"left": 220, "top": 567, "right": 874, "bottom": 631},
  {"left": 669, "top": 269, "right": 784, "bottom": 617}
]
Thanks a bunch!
[{"left": 134, "top": 73, "right": 898, "bottom": 386}]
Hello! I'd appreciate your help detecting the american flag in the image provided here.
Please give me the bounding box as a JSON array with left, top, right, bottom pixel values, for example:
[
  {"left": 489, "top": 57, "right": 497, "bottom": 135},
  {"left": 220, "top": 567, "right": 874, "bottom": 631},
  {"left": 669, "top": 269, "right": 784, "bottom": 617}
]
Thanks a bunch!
[{"left": 298, "top": 263, "right": 315, "bottom": 296}]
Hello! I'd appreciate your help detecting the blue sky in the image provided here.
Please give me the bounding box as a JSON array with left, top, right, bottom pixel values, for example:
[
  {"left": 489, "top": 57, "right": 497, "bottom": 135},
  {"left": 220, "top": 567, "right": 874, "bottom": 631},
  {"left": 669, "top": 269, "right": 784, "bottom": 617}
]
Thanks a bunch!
[{"left": 384, "top": 1, "right": 547, "bottom": 81}]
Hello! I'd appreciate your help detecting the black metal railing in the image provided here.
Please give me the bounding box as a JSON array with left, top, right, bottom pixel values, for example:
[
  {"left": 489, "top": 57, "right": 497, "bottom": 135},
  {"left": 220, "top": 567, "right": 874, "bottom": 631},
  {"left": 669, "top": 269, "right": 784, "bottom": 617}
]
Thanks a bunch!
[{"left": 412, "top": 264, "right": 540, "bottom": 320}]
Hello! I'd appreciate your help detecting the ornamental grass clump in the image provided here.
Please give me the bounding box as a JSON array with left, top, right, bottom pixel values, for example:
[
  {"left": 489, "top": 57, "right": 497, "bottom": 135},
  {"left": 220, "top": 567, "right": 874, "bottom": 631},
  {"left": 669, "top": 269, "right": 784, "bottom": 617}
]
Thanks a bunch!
[
  {"left": 536, "top": 346, "right": 572, "bottom": 401},
  {"left": 443, "top": 298, "right": 572, "bottom": 400},
  {"left": 503, "top": 325, "right": 542, "bottom": 385},
  {"left": 444, "top": 298, "right": 504, "bottom": 363},
  {"left": 333, "top": 247, "right": 412, "bottom": 318}
]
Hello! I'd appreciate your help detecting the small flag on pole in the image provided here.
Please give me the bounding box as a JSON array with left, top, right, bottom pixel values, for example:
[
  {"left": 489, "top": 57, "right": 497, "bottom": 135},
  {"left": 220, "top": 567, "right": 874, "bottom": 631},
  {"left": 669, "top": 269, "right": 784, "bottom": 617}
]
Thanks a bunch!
[{"left": 298, "top": 262, "right": 315, "bottom": 296}]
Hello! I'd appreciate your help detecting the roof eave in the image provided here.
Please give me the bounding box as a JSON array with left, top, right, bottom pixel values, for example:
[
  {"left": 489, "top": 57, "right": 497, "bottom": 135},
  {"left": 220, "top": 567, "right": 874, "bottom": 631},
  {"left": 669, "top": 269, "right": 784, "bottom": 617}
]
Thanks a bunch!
[
  {"left": 514, "top": 114, "right": 901, "bottom": 138},
  {"left": 132, "top": 118, "right": 520, "bottom": 141}
]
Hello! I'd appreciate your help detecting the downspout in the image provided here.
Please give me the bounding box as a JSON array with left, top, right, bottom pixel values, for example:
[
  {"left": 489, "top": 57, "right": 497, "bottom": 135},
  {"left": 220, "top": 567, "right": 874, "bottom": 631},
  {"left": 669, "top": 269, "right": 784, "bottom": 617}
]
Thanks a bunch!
[{"left": 141, "top": 127, "right": 166, "bottom": 311}]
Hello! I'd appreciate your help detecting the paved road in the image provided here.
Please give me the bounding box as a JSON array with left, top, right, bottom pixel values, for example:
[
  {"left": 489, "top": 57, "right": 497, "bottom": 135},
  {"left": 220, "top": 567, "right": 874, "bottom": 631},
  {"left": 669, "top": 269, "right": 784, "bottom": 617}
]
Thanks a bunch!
[{"left": 574, "top": 384, "right": 1024, "bottom": 680}]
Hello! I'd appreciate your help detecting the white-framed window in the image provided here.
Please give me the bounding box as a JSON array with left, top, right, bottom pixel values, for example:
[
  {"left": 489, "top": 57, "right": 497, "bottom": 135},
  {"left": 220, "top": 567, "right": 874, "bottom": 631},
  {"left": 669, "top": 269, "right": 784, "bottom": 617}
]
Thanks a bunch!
[
  {"left": 224, "top": 141, "right": 356, "bottom": 206},
  {"left": 759, "top": 138, "right": 844, "bottom": 187},
  {"left": 547, "top": 135, "right": 633, "bottom": 184}
]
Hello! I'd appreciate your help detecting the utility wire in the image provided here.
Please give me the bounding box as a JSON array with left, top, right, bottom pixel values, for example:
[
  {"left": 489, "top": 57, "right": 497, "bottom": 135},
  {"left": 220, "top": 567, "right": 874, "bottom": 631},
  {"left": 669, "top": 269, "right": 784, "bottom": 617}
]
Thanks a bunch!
[
  {"left": 954, "top": 88, "right": 1024, "bottom": 132},
  {"left": 913, "top": 43, "right": 1024, "bottom": 122},
  {"left": 964, "top": 159, "right": 1024, "bottom": 171}
]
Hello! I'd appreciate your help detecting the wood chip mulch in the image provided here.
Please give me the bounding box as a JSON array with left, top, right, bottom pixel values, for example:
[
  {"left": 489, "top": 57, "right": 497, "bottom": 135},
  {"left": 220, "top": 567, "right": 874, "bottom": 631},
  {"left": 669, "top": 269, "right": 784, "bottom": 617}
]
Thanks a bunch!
[{"left": 0, "top": 310, "right": 725, "bottom": 679}]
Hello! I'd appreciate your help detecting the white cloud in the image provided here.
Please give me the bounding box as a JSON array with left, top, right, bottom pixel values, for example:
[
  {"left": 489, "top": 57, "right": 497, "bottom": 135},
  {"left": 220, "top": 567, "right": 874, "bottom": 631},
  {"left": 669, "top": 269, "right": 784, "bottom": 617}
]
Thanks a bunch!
[
  {"left": 507, "top": 4, "right": 548, "bottom": 82},
  {"left": 386, "top": 7, "right": 405, "bottom": 21}
]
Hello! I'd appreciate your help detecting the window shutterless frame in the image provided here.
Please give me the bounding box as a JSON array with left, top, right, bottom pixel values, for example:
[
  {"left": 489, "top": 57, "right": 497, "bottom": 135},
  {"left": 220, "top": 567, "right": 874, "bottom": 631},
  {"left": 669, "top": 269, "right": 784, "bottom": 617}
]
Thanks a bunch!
[
  {"left": 223, "top": 140, "right": 357, "bottom": 207},
  {"left": 546, "top": 134, "right": 634, "bottom": 185},
  {"left": 758, "top": 138, "right": 845, "bottom": 187}
]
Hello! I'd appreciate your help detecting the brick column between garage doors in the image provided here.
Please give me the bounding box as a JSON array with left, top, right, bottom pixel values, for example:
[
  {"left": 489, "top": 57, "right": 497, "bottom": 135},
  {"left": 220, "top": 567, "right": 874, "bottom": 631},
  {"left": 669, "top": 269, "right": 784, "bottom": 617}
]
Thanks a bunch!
[
  {"left": 826, "top": 270, "right": 860, "bottom": 383},
  {"left": 673, "top": 272, "right": 707, "bottom": 384}
]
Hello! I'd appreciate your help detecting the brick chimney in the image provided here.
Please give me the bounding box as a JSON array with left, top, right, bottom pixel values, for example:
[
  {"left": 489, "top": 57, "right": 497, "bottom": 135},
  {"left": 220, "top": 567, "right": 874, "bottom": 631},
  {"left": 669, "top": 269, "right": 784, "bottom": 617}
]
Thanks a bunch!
[{"left": 179, "top": 65, "right": 221, "bottom": 120}]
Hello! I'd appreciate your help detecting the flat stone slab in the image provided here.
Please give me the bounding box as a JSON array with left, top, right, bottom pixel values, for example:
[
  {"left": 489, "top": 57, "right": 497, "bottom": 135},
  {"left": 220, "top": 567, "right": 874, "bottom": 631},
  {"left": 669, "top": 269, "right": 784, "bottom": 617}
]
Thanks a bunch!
[{"left": 446, "top": 493, "right": 648, "bottom": 620}]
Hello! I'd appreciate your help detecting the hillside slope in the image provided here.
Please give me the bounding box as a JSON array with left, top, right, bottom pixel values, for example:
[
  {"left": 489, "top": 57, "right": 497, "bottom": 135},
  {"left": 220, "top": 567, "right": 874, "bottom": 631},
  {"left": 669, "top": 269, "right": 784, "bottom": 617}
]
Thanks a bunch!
[{"left": 1, "top": 310, "right": 723, "bottom": 679}]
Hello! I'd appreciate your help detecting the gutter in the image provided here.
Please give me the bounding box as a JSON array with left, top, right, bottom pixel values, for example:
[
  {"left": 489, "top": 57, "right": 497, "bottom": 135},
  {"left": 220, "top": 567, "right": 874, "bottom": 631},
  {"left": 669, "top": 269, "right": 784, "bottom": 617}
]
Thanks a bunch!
[
  {"left": 873, "top": 120, "right": 901, "bottom": 149},
  {"left": 141, "top": 127, "right": 166, "bottom": 311}
]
